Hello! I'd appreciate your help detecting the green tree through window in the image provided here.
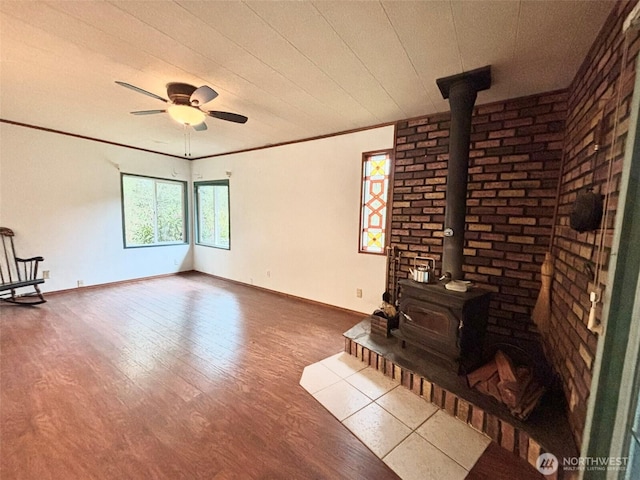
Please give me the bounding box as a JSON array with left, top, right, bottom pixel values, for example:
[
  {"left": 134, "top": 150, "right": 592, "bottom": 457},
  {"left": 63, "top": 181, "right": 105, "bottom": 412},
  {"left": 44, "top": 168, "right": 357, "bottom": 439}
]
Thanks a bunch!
[
  {"left": 121, "top": 174, "right": 187, "bottom": 247},
  {"left": 195, "top": 180, "right": 230, "bottom": 249}
]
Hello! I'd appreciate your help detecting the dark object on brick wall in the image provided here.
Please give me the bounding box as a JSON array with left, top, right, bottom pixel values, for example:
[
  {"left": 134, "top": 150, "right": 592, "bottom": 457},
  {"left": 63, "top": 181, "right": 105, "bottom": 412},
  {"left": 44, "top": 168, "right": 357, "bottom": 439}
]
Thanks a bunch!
[{"left": 569, "top": 190, "right": 604, "bottom": 233}]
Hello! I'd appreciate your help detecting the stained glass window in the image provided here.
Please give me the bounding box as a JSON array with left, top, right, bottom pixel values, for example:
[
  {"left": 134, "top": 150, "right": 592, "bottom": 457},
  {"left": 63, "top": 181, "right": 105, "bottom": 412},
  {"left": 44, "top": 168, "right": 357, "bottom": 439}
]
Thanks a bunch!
[{"left": 359, "top": 151, "right": 392, "bottom": 254}]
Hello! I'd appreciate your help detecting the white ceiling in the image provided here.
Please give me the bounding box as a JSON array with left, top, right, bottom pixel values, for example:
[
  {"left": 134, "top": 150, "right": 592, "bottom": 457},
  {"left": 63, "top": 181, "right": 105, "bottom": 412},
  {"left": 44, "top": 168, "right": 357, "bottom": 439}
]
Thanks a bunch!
[{"left": 0, "top": 1, "right": 615, "bottom": 158}]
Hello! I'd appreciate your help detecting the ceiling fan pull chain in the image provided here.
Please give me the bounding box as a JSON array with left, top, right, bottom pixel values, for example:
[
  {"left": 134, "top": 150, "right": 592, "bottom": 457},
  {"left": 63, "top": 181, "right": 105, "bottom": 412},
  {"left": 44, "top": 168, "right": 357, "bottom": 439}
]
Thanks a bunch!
[{"left": 184, "top": 125, "right": 187, "bottom": 157}]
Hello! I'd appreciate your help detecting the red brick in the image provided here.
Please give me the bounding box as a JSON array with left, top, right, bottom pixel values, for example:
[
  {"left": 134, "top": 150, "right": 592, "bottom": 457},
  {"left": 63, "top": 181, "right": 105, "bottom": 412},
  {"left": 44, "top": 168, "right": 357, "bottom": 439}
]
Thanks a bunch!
[
  {"left": 476, "top": 103, "right": 505, "bottom": 115},
  {"left": 422, "top": 380, "right": 433, "bottom": 403},
  {"left": 456, "top": 399, "right": 471, "bottom": 423},
  {"left": 432, "top": 385, "right": 444, "bottom": 407},
  {"left": 518, "top": 431, "right": 530, "bottom": 461},
  {"left": 500, "top": 422, "right": 516, "bottom": 452},
  {"left": 470, "top": 406, "right": 485, "bottom": 432},
  {"left": 488, "top": 129, "right": 516, "bottom": 139},
  {"left": 411, "top": 375, "right": 422, "bottom": 396}
]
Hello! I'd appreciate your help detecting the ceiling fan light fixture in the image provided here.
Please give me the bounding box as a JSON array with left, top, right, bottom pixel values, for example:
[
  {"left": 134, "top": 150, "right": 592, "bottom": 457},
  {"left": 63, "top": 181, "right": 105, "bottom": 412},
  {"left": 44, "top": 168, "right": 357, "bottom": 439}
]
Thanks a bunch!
[
  {"left": 117, "top": 81, "right": 246, "bottom": 127},
  {"left": 167, "top": 104, "right": 205, "bottom": 126}
]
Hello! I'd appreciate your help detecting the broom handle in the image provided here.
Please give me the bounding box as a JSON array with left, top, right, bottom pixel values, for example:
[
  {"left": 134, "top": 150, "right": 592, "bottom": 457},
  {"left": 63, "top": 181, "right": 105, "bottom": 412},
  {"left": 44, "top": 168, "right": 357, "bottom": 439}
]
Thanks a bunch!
[{"left": 548, "top": 147, "right": 567, "bottom": 256}]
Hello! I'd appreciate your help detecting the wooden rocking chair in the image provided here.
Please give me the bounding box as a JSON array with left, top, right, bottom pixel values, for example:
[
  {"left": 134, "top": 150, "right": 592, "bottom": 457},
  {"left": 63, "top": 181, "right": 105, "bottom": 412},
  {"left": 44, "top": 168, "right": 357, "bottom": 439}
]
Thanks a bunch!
[{"left": 0, "top": 227, "right": 46, "bottom": 305}]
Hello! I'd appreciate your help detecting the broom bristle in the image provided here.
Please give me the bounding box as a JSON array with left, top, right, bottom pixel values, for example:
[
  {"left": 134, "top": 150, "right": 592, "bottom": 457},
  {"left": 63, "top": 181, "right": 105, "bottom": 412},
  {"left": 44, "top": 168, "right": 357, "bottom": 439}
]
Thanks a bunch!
[{"left": 532, "top": 253, "right": 554, "bottom": 332}]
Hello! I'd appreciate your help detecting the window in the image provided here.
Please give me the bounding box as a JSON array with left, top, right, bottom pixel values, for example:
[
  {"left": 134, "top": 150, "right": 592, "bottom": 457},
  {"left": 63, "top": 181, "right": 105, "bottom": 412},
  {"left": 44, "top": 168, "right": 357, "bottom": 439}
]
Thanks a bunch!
[
  {"left": 195, "top": 180, "right": 230, "bottom": 249},
  {"left": 359, "top": 150, "right": 392, "bottom": 254},
  {"left": 121, "top": 174, "right": 187, "bottom": 248}
]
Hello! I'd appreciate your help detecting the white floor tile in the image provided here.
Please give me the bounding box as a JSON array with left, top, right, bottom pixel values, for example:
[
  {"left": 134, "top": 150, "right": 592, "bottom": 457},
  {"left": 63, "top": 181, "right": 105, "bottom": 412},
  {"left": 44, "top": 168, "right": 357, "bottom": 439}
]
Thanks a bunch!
[
  {"left": 344, "top": 367, "right": 399, "bottom": 400},
  {"left": 303, "top": 354, "right": 494, "bottom": 480},
  {"left": 416, "top": 409, "right": 491, "bottom": 470},
  {"left": 376, "top": 386, "right": 439, "bottom": 429},
  {"left": 320, "top": 352, "right": 367, "bottom": 378},
  {"left": 313, "top": 380, "right": 371, "bottom": 421},
  {"left": 384, "top": 433, "right": 468, "bottom": 480},
  {"left": 343, "top": 403, "right": 411, "bottom": 458},
  {"left": 299, "top": 362, "right": 342, "bottom": 394}
]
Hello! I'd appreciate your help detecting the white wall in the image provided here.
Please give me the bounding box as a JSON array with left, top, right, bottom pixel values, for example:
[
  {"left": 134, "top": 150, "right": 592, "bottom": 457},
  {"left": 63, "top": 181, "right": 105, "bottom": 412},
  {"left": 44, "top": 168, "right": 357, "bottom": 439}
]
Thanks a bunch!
[
  {"left": 0, "top": 123, "right": 193, "bottom": 292},
  {"left": 0, "top": 123, "right": 394, "bottom": 313},
  {"left": 192, "top": 125, "right": 395, "bottom": 313}
]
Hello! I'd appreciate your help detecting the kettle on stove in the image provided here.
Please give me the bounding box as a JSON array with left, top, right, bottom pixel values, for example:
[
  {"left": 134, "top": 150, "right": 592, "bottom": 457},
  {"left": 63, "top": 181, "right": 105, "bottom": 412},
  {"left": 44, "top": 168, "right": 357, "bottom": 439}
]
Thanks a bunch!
[{"left": 409, "top": 257, "right": 435, "bottom": 283}]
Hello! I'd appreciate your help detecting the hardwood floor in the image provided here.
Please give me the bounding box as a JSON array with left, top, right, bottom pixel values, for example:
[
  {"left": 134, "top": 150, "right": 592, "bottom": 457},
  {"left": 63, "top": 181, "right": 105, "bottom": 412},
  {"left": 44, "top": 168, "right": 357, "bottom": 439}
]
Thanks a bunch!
[
  {"left": 1, "top": 273, "right": 400, "bottom": 479},
  {"left": 2, "top": 272, "right": 545, "bottom": 479},
  {"left": 466, "top": 443, "right": 544, "bottom": 480}
]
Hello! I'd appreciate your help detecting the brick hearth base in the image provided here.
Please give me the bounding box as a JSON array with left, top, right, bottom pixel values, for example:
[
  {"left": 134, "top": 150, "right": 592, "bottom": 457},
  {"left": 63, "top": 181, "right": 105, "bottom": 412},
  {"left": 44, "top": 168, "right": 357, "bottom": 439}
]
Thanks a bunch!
[{"left": 344, "top": 318, "right": 579, "bottom": 480}]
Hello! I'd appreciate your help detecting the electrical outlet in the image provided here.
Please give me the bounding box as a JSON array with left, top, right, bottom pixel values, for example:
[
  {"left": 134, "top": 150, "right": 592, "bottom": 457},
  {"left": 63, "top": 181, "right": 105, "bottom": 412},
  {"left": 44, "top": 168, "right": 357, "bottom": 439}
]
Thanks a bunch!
[
  {"left": 77, "top": 280, "right": 84, "bottom": 287},
  {"left": 356, "top": 288, "right": 362, "bottom": 298},
  {"left": 42, "top": 270, "right": 50, "bottom": 279}
]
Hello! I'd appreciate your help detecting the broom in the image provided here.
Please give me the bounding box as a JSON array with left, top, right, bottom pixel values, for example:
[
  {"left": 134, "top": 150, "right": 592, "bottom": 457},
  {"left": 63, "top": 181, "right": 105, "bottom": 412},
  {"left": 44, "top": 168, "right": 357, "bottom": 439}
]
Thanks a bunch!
[
  {"left": 532, "top": 252, "right": 554, "bottom": 333},
  {"left": 532, "top": 139, "right": 567, "bottom": 333}
]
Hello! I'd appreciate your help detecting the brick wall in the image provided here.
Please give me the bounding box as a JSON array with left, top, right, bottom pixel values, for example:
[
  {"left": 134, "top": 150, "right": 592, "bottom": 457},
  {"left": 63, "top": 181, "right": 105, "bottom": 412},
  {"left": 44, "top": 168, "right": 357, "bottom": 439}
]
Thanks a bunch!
[
  {"left": 390, "top": 0, "right": 638, "bottom": 449},
  {"left": 391, "top": 90, "right": 567, "bottom": 341},
  {"left": 546, "top": 0, "right": 640, "bottom": 447}
]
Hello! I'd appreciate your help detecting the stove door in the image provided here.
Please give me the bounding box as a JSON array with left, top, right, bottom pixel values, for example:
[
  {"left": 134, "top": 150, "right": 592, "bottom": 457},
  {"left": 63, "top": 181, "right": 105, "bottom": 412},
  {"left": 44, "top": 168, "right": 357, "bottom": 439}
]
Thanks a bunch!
[{"left": 399, "top": 299, "right": 461, "bottom": 364}]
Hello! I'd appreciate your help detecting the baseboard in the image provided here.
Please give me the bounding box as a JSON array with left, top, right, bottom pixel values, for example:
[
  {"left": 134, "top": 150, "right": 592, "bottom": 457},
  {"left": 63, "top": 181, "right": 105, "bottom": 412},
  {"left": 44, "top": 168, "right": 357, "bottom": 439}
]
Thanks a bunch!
[
  {"left": 194, "top": 270, "right": 368, "bottom": 318},
  {"left": 43, "top": 271, "right": 191, "bottom": 296}
]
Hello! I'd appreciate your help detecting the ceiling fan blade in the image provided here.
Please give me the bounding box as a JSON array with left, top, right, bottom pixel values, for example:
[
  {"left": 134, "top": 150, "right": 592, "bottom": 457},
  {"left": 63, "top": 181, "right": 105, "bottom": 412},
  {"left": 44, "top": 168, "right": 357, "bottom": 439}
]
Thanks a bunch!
[
  {"left": 115, "top": 81, "right": 168, "bottom": 103},
  {"left": 130, "top": 109, "right": 166, "bottom": 115},
  {"left": 190, "top": 85, "right": 218, "bottom": 106},
  {"left": 192, "top": 121, "right": 208, "bottom": 131},
  {"left": 207, "top": 111, "right": 248, "bottom": 124}
]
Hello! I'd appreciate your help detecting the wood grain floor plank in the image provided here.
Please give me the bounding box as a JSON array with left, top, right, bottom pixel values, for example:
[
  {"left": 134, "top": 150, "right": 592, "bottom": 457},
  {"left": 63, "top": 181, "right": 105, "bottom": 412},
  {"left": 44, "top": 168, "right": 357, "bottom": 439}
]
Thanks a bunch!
[
  {"left": 466, "top": 442, "right": 545, "bottom": 479},
  {"left": 1, "top": 273, "right": 401, "bottom": 479}
]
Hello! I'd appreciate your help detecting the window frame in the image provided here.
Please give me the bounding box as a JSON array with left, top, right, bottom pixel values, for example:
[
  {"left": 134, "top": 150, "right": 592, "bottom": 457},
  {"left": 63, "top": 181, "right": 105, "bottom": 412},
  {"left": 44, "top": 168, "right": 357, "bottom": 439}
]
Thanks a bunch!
[
  {"left": 120, "top": 173, "right": 188, "bottom": 249},
  {"left": 194, "top": 179, "right": 231, "bottom": 250},
  {"left": 358, "top": 149, "right": 393, "bottom": 255}
]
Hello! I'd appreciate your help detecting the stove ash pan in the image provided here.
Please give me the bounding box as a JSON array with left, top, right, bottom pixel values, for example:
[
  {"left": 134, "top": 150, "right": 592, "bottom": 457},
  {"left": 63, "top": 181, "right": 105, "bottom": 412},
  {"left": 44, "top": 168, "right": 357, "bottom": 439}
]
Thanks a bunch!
[{"left": 391, "top": 280, "right": 490, "bottom": 374}]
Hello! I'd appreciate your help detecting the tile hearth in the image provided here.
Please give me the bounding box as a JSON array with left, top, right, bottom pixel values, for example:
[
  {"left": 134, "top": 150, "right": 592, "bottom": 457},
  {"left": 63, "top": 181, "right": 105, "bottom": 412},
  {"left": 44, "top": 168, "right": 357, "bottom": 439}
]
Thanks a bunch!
[{"left": 300, "top": 352, "right": 492, "bottom": 480}]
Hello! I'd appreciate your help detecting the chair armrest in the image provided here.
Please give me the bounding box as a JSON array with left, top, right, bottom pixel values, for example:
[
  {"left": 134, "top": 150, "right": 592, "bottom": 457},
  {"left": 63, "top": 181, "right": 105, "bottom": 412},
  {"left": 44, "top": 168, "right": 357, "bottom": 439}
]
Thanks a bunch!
[
  {"left": 15, "top": 256, "right": 44, "bottom": 263},
  {"left": 13, "top": 256, "right": 44, "bottom": 282}
]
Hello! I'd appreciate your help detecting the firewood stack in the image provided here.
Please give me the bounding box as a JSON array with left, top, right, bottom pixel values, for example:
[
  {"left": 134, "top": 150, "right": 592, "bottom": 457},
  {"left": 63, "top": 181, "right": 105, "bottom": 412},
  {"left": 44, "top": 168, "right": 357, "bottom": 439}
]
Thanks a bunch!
[{"left": 466, "top": 350, "right": 546, "bottom": 420}]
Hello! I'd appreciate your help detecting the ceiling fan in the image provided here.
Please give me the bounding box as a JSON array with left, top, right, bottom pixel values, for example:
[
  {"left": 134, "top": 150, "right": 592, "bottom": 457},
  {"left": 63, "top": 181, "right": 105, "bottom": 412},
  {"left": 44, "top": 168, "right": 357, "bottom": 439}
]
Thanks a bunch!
[{"left": 115, "top": 81, "right": 248, "bottom": 131}]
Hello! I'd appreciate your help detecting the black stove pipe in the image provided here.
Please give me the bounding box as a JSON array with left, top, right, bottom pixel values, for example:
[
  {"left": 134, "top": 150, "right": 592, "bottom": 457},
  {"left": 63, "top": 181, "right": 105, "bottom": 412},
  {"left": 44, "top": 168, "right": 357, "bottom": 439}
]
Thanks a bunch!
[{"left": 436, "top": 66, "right": 491, "bottom": 280}]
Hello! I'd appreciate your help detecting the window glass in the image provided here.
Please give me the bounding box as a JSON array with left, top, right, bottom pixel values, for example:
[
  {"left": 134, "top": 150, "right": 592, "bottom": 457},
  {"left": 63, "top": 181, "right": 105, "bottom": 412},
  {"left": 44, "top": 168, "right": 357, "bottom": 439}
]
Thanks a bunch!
[
  {"left": 195, "top": 180, "right": 230, "bottom": 249},
  {"left": 121, "top": 174, "right": 187, "bottom": 248},
  {"left": 156, "top": 181, "right": 185, "bottom": 243}
]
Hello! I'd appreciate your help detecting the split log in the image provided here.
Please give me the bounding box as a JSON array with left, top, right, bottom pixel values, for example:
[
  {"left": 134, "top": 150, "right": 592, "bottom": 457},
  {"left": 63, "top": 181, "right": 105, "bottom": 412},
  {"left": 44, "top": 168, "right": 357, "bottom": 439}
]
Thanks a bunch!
[
  {"left": 486, "top": 372, "right": 502, "bottom": 402},
  {"left": 514, "top": 373, "right": 534, "bottom": 407},
  {"left": 467, "top": 359, "right": 497, "bottom": 388},
  {"left": 495, "top": 350, "right": 517, "bottom": 383},
  {"left": 467, "top": 350, "right": 545, "bottom": 421},
  {"left": 498, "top": 381, "right": 518, "bottom": 408},
  {"left": 512, "top": 383, "right": 545, "bottom": 420}
]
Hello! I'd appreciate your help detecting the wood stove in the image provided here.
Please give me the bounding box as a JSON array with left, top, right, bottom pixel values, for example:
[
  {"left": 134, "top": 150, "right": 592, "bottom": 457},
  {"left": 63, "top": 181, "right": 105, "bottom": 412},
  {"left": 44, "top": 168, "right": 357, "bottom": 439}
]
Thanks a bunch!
[
  {"left": 388, "top": 67, "right": 493, "bottom": 374},
  {"left": 392, "top": 280, "right": 490, "bottom": 373}
]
